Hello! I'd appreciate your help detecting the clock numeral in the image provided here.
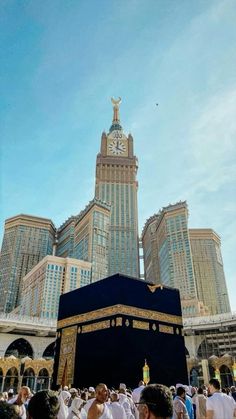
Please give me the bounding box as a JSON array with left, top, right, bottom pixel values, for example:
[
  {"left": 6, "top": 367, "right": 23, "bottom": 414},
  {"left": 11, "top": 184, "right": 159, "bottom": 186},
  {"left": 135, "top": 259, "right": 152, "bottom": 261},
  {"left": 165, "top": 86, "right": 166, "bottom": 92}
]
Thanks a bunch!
[{"left": 114, "top": 132, "right": 122, "bottom": 139}]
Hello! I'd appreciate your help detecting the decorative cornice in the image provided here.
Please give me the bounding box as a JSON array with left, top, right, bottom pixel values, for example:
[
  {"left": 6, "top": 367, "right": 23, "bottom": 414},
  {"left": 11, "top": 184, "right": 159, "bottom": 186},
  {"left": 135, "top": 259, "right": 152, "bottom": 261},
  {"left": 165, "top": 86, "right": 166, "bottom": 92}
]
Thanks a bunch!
[{"left": 57, "top": 304, "right": 182, "bottom": 329}]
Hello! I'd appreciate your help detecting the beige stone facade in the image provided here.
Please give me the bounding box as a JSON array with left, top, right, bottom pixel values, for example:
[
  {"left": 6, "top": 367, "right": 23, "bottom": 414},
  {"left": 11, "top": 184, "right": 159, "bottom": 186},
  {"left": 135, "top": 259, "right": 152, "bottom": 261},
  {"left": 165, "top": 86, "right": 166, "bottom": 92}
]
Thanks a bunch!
[
  {"left": 20, "top": 255, "right": 91, "bottom": 319},
  {"left": 142, "top": 202, "right": 197, "bottom": 302},
  {"left": 0, "top": 214, "right": 56, "bottom": 313},
  {"left": 189, "top": 229, "right": 230, "bottom": 315},
  {"left": 95, "top": 100, "right": 140, "bottom": 277}
]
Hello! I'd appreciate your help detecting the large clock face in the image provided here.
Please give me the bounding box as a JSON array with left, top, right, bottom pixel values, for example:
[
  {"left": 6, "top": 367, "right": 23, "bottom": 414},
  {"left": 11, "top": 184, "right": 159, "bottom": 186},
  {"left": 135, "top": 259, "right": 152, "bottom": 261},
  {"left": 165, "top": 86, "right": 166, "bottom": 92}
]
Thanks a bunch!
[
  {"left": 108, "top": 139, "right": 127, "bottom": 155},
  {"left": 107, "top": 131, "right": 128, "bottom": 156}
]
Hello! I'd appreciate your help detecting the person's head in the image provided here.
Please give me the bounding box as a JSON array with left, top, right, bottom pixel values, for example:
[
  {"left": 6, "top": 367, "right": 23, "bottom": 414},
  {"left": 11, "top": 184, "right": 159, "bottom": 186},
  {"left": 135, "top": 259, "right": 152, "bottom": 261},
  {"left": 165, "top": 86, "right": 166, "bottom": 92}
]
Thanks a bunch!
[
  {"left": 88, "top": 386, "right": 95, "bottom": 399},
  {"left": 8, "top": 389, "right": 14, "bottom": 399},
  {"left": 110, "top": 392, "right": 119, "bottom": 403},
  {"left": 95, "top": 383, "right": 108, "bottom": 403},
  {"left": 0, "top": 400, "right": 21, "bottom": 419},
  {"left": 176, "top": 386, "right": 186, "bottom": 399},
  {"left": 69, "top": 388, "right": 78, "bottom": 399},
  {"left": 231, "top": 386, "right": 236, "bottom": 392},
  {"left": 208, "top": 378, "right": 220, "bottom": 395},
  {"left": 169, "top": 386, "right": 176, "bottom": 395},
  {"left": 19, "top": 386, "right": 31, "bottom": 403},
  {"left": 80, "top": 391, "right": 87, "bottom": 401},
  {"left": 198, "top": 387, "right": 204, "bottom": 395},
  {"left": 137, "top": 383, "right": 173, "bottom": 419},
  {"left": 28, "top": 390, "right": 60, "bottom": 419},
  {"left": 119, "top": 383, "right": 126, "bottom": 393}
]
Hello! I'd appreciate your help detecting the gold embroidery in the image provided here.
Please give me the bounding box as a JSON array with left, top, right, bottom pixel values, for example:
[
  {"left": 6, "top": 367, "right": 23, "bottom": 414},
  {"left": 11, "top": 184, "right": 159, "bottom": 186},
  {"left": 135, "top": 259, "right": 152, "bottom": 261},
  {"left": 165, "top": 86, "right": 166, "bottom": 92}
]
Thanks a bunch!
[
  {"left": 133, "top": 320, "right": 150, "bottom": 330},
  {"left": 57, "top": 325, "right": 77, "bottom": 385},
  {"left": 116, "top": 317, "right": 122, "bottom": 326},
  {"left": 82, "top": 320, "right": 110, "bottom": 333},
  {"left": 147, "top": 284, "right": 163, "bottom": 292},
  {"left": 57, "top": 304, "right": 182, "bottom": 329},
  {"left": 159, "top": 324, "right": 174, "bottom": 334}
]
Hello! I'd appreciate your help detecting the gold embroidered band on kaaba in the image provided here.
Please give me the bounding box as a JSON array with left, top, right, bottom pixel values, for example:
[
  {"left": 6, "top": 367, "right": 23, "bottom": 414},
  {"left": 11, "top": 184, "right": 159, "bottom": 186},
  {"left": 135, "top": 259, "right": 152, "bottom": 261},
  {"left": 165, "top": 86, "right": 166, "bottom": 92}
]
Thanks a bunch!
[
  {"left": 57, "top": 325, "right": 77, "bottom": 385},
  {"left": 57, "top": 304, "right": 182, "bottom": 329}
]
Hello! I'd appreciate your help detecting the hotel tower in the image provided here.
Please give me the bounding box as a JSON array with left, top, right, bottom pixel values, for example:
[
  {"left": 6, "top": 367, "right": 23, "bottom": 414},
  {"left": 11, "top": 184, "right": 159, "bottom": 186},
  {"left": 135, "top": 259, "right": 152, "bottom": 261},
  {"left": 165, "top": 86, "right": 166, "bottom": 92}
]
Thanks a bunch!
[
  {"left": 0, "top": 214, "right": 56, "bottom": 312},
  {"left": 95, "top": 98, "right": 140, "bottom": 277}
]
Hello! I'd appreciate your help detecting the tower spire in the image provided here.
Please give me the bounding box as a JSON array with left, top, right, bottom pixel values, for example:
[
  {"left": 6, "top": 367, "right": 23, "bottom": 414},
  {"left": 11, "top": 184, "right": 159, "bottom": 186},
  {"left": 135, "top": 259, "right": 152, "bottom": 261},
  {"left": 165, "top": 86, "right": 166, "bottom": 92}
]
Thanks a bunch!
[{"left": 110, "top": 97, "right": 122, "bottom": 132}]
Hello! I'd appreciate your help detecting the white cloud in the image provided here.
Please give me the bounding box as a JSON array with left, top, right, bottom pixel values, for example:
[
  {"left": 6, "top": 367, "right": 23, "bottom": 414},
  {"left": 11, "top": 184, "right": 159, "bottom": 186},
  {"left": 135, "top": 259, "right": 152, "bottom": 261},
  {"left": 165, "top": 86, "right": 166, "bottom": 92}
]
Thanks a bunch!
[{"left": 186, "top": 85, "right": 236, "bottom": 192}]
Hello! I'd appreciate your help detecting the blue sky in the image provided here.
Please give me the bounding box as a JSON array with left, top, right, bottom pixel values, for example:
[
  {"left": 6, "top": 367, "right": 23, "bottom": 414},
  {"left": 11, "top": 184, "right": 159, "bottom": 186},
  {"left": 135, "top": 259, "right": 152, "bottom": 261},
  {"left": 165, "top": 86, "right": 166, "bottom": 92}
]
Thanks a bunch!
[{"left": 1, "top": 0, "right": 236, "bottom": 310}]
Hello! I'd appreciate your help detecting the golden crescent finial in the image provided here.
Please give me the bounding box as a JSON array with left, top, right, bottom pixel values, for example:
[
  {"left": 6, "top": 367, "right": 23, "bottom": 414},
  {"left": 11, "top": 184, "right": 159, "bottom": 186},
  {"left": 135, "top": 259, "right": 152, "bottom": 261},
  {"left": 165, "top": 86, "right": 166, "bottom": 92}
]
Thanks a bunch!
[{"left": 111, "top": 97, "right": 122, "bottom": 107}]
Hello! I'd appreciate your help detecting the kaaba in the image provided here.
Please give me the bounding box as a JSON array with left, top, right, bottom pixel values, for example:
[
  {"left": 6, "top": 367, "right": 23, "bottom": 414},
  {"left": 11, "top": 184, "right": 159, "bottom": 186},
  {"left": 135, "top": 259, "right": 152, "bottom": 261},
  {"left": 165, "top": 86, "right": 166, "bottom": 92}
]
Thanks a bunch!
[{"left": 53, "top": 274, "right": 188, "bottom": 388}]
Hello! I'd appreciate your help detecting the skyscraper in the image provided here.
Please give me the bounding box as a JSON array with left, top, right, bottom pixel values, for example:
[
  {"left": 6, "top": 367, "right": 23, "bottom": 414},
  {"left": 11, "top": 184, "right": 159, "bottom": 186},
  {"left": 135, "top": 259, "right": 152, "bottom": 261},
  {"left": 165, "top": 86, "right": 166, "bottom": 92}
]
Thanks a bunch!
[
  {"left": 73, "top": 198, "right": 110, "bottom": 282},
  {"left": 0, "top": 214, "right": 56, "bottom": 312},
  {"left": 95, "top": 98, "right": 140, "bottom": 277},
  {"left": 142, "top": 202, "right": 197, "bottom": 300},
  {"left": 56, "top": 216, "right": 77, "bottom": 258},
  {"left": 189, "top": 229, "right": 231, "bottom": 315},
  {"left": 20, "top": 255, "right": 91, "bottom": 319},
  {"left": 56, "top": 198, "right": 111, "bottom": 282}
]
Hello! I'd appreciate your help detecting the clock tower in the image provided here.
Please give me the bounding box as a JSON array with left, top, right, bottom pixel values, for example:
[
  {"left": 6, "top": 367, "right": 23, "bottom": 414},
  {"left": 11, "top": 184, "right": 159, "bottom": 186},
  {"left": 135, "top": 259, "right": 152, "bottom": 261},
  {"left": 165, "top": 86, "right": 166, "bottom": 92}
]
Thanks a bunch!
[{"left": 95, "top": 98, "right": 140, "bottom": 277}]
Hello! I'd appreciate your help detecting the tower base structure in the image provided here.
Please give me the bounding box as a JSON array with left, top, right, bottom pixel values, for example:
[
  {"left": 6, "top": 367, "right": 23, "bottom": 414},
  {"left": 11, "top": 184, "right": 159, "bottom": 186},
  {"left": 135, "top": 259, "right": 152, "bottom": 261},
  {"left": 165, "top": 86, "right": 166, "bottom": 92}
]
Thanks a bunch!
[{"left": 53, "top": 274, "right": 188, "bottom": 389}]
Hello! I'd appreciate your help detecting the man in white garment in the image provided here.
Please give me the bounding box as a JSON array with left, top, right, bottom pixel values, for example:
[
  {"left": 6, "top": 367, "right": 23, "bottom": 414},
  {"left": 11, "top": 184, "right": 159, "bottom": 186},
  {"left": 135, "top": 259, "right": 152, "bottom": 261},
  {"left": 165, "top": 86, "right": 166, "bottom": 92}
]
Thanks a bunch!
[
  {"left": 8, "top": 386, "right": 31, "bottom": 419},
  {"left": 206, "top": 378, "right": 236, "bottom": 419},
  {"left": 132, "top": 381, "right": 145, "bottom": 404},
  {"left": 109, "top": 392, "right": 126, "bottom": 419},
  {"left": 118, "top": 389, "right": 135, "bottom": 419},
  {"left": 68, "top": 388, "right": 84, "bottom": 419},
  {"left": 85, "top": 383, "right": 113, "bottom": 419}
]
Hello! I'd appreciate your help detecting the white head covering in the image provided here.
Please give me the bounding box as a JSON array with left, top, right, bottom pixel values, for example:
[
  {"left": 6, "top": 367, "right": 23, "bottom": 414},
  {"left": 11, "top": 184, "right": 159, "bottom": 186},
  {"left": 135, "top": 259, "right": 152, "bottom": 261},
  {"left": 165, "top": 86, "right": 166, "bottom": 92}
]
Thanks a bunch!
[
  {"left": 58, "top": 390, "right": 70, "bottom": 419},
  {"left": 176, "top": 383, "right": 185, "bottom": 389},
  {"left": 184, "top": 385, "right": 191, "bottom": 395}
]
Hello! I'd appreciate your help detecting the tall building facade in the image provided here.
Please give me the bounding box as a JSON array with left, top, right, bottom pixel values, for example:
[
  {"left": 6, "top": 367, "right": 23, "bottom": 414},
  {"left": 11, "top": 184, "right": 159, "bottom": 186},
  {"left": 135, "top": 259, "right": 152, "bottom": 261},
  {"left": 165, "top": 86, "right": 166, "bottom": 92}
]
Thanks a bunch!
[
  {"left": 189, "top": 229, "right": 231, "bottom": 315},
  {"left": 95, "top": 98, "right": 140, "bottom": 277},
  {"left": 73, "top": 199, "right": 110, "bottom": 282},
  {"left": 56, "top": 216, "right": 77, "bottom": 258},
  {"left": 142, "top": 202, "right": 197, "bottom": 300},
  {"left": 20, "top": 255, "right": 91, "bottom": 319},
  {"left": 0, "top": 215, "right": 56, "bottom": 313},
  {"left": 56, "top": 198, "right": 111, "bottom": 282}
]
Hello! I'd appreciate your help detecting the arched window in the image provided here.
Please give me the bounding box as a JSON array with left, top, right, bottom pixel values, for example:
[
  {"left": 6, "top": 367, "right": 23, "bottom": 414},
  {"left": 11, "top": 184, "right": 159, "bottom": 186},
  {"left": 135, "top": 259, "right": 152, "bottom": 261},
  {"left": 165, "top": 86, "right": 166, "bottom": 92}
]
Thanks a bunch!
[
  {"left": 190, "top": 367, "right": 199, "bottom": 387},
  {"left": 5, "top": 338, "right": 33, "bottom": 359},
  {"left": 220, "top": 364, "right": 233, "bottom": 388},
  {"left": 36, "top": 368, "right": 49, "bottom": 391},
  {"left": 4, "top": 367, "right": 18, "bottom": 393},
  {"left": 43, "top": 342, "right": 56, "bottom": 359},
  {"left": 197, "top": 340, "right": 220, "bottom": 359},
  {"left": 22, "top": 368, "right": 35, "bottom": 391}
]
